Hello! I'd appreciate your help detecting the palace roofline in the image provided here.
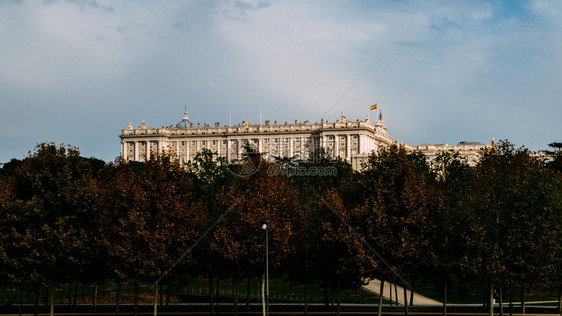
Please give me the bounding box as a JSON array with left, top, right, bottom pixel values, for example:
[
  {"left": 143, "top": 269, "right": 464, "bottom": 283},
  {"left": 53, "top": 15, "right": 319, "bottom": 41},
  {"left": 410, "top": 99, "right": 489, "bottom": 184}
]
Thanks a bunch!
[
  {"left": 119, "top": 109, "right": 491, "bottom": 168},
  {"left": 121, "top": 112, "right": 393, "bottom": 140}
]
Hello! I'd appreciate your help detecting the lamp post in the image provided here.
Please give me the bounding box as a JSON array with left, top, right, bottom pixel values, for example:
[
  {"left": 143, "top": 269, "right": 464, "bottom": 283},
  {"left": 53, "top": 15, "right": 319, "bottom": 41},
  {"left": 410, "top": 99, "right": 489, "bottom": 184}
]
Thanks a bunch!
[{"left": 262, "top": 224, "right": 269, "bottom": 316}]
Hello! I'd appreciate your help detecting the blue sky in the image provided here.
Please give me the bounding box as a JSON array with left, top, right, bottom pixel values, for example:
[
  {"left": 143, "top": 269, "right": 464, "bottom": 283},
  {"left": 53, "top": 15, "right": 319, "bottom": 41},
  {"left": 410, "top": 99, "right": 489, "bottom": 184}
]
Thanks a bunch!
[{"left": 1, "top": 0, "right": 560, "bottom": 162}]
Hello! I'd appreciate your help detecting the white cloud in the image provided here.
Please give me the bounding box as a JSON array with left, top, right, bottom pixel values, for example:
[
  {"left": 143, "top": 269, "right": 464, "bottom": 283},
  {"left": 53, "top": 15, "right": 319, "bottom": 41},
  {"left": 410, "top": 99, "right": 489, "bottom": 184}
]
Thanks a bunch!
[
  {"left": 531, "top": 0, "right": 562, "bottom": 20},
  {"left": 219, "top": 0, "right": 271, "bottom": 21},
  {"left": 0, "top": 0, "right": 560, "bottom": 162}
]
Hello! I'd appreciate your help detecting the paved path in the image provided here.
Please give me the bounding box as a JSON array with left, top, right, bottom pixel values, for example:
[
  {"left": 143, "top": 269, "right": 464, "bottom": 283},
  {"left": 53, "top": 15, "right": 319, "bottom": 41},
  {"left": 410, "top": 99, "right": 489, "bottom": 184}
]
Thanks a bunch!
[{"left": 362, "top": 279, "right": 441, "bottom": 305}]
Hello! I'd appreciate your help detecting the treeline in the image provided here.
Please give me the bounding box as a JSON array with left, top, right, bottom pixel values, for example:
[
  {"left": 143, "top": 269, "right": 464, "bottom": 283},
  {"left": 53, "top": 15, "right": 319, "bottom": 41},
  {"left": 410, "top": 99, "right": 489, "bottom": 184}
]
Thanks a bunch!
[{"left": 0, "top": 141, "right": 561, "bottom": 316}]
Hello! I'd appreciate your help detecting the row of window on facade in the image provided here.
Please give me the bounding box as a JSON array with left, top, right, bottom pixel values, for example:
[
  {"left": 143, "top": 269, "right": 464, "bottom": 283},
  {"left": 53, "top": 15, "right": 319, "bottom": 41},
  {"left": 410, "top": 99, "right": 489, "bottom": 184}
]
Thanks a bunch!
[{"left": 127, "top": 135, "right": 360, "bottom": 149}]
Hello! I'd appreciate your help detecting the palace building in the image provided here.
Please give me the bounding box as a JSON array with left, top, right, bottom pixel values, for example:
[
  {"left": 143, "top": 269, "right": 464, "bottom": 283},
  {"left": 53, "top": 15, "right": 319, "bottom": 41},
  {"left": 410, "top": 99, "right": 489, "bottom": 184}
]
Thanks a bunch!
[{"left": 119, "top": 109, "right": 490, "bottom": 169}]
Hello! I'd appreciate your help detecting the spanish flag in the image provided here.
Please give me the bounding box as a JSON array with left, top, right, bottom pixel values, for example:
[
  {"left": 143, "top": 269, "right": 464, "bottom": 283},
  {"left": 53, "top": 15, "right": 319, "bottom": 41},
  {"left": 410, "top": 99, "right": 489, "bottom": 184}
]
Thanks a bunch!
[{"left": 370, "top": 103, "right": 378, "bottom": 110}]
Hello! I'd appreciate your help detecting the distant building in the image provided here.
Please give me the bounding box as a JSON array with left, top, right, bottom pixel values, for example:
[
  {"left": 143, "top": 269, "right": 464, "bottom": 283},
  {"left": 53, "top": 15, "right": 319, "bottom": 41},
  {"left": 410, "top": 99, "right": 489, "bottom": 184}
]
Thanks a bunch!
[
  {"left": 409, "top": 141, "right": 490, "bottom": 166},
  {"left": 120, "top": 109, "right": 491, "bottom": 169}
]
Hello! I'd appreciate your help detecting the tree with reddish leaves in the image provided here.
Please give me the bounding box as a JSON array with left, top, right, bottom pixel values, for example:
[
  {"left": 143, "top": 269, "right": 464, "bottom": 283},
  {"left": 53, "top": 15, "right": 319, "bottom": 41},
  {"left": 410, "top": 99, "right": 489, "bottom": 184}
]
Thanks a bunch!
[
  {"left": 283, "top": 153, "right": 368, "bottom": 310},
  {"left": 209, "top": 152, "right": 302, "bottom": 313},
  {"left": 0, "top": 143, "right": 102, "bottom": 316},
  {"left": 98, "top": 153, "right": 205, "bottom": 316},
  {"left": 186, "top": 148, "right": 235, "bottom": 312}
]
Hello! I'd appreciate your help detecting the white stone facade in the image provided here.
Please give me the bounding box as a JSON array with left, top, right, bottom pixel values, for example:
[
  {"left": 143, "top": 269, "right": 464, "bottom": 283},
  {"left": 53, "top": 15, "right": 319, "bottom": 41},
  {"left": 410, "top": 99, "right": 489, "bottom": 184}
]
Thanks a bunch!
[
  {"left": 408, "top": 141, "right": 492, "bottom": 166},
  {"left": 120, "top": 110, "right": 491, "bottom": 169},
  {"left": 120, "top": 111, "right": 397, "bottom": 167}
]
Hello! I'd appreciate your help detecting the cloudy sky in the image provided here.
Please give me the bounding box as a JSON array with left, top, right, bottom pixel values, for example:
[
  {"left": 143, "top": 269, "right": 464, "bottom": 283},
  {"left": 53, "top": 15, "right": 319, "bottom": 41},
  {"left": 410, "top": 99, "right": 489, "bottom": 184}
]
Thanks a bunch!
[{"left": 1, "top": 0, "right": 560, "bottom": 162}]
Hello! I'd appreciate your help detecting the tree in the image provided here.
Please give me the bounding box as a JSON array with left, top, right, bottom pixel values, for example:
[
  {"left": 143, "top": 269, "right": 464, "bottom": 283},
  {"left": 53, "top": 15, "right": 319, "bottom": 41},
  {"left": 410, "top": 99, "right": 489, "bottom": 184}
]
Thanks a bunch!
[
  {"left": 186, "top": 148, "right": 234, "bottom": 311},
  {"left": 317, "top": 189, "right": 380, "bottom": 309},
  {"left": 210, "top": 155, "right": 302, "bottom": 312},
  {"left": 0, "top": 143, "right": 101, "bottom": 316},
  {"left": 463, "top": 140, "right": 561, "bottom": 315},
  {"left": 284, "top": 153, "right": 367, "bottom": 309},
  {"left": 357, "top": 145, "right": 436, "bottom": 303},
  {"left": 547, "top": 171, "right": 562, "bottom": 313},
  {"left": 98, "top": 153, "right": 204, "bottom": 315},
  {"left": 0, "top": 171, "right": 15, "bottom": 287},
  {"left": 543, "top": 142, "right": 562, "bottom": 173},
  {"left": 429, "top": 151, "right": 473, "bottom": 315}
]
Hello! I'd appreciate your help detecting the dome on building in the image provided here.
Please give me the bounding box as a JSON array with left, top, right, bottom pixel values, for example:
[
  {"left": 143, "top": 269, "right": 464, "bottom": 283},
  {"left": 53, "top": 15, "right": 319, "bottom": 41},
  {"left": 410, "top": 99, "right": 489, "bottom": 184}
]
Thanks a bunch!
[
  {"left": 175, "top": 107, "right": 191, "bottom": 128},
  {"left": 175, "top": 117, "right": 191, "bottom": 128}
]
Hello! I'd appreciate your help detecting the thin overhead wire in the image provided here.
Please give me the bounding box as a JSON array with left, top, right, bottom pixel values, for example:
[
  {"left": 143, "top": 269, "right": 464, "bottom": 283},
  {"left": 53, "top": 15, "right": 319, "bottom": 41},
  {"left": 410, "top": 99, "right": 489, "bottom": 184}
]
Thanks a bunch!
[
  {"left": 311, "top": 188, "right": 412, "bottom": 291},
  {"left": 149, "top": 25, "right": 245, "bottom": 123},
  {"left": 319, "top": 25, "right": 415, "bottom": 121},
  {"left": 150, "top": 185, "right": 254, "bottom": 289}
]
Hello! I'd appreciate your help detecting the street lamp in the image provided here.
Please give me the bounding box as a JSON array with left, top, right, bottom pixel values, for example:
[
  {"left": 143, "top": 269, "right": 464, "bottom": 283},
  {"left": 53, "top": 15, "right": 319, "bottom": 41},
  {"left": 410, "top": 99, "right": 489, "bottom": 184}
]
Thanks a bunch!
[{"left": 261, "top": 224, "right": 269, "bottom": 316}]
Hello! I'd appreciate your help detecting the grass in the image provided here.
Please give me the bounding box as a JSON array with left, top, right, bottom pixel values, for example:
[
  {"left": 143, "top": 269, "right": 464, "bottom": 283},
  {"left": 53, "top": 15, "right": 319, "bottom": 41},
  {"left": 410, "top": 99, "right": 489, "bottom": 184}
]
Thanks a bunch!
[
  {"left": 177, "top": 277, "right": 384, "bottom": 304},
  {"left": 0, "top": 277, "right": 385, "bottom": 306},
  {"left": 7, "top": 276, "right": 558, "bottom": 307}
]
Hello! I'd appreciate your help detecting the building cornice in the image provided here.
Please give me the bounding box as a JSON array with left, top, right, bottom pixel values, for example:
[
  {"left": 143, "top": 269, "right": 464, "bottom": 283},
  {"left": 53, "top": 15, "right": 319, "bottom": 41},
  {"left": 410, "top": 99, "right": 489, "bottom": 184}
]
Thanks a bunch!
[{"left": 120, "top": 119, "right": 380, "bottom": 140}]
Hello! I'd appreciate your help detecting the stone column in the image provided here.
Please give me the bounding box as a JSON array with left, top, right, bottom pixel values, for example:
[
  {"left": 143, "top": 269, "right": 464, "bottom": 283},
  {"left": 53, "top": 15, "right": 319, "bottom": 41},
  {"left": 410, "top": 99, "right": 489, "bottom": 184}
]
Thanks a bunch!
[
  {"left": 237, "top": 139, "right": 242, "bottom": 158},
  {"left": 334, "top": 135, "right": 338, "bottom": 158},
  {"left": 301, "top": 137, "right": 305, "bottom": 159},
  {"left": 289, "top": 137, "right": 294, "bottom": 157},
  {"left": 134, "top": 141, "right": 139, "bottom": 161},
  {"left": 346, "top": 134, "right": 351, "bottom": 161},
  {"left": 226, "top": 139, "right": 232, "bottom": 162},
  {"left": 146, "top": 141, "right": 151, "bottom": 161}
]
